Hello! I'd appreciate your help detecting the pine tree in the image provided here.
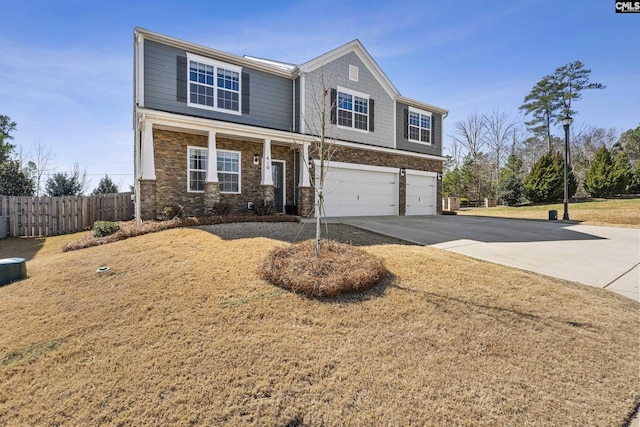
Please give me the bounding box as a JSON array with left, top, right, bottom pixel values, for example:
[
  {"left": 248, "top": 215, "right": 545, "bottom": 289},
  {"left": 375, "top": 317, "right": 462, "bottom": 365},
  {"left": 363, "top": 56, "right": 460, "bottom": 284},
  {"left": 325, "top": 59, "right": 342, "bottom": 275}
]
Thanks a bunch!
[
  {"left": 519, "top": 76, "right": 558, "bottom": 151},
  {"left": 497, "top": 153, "right": 525, "bottom": 206},
  {"left": 45, "top": 172, "right": 82, "bottom": 196},
  {"left": 0, "top": 115, "right": 17, "bottom": 164},
  {"left": 524, "top": 151, "right": 577, "bottom": 203},
  {"left": 627, "top": 162, "right": 640, "bottom": 194},
  {"left": 91, "top": 175, "right": 119, "bottom": 195},
  {"left": 611, "top": 151, "right": 631, "bottom": 195},
  {"left": 0, "top": 160, "right": 35, "bottom": 196},
  {"left": 585, "top": 146, "right": 615, "bottom": 197}
]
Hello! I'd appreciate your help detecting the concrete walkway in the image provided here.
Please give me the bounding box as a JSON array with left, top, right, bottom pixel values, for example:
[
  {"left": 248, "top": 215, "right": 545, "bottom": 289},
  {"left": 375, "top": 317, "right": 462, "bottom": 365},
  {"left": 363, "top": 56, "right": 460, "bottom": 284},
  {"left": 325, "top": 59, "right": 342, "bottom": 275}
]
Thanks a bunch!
[{"left": 324, "top": 215, "right": 640, "bottom": 302}]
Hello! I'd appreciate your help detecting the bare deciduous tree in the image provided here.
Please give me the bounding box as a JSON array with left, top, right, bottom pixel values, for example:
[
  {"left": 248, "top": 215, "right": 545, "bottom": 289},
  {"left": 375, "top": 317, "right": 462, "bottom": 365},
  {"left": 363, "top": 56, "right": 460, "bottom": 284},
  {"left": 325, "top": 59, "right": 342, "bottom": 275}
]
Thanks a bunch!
[
  {"left": 27, "top": 141, "right": 53, "bottom": 196},
  {"left": 294, "top": 72, "right": 339, "bottom": 257},
  {"left": 484, "top": 110, "right": 517, "bottom": 176},
  {"left": 453, "top": 111, "right": 486, "bottom": 159},
  {"left": 72, "top": 161, "right": 90, "bottom": 195}
]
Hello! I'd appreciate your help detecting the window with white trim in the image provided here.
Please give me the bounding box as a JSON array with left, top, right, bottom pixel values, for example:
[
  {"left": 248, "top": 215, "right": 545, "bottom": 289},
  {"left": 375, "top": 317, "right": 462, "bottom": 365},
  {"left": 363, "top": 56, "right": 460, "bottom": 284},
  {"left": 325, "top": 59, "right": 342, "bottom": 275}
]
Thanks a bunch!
[
  {"left": 337, "top": 87, "right": 369, "bottom": 131},
  {"left": 187, "top": 53, "right": 241, "bottom": 114},
  {"left": 188, "top": 147, "right": 207, "bottom": 192},
  {"left": 187, "top": 148, "right": 241, "bottom": 193},
  {"left": 217, "top": 150, "right": 241, "bottom": 193},
  {"left": 408, "top": 107, "right": 431, "bottom": 144}
]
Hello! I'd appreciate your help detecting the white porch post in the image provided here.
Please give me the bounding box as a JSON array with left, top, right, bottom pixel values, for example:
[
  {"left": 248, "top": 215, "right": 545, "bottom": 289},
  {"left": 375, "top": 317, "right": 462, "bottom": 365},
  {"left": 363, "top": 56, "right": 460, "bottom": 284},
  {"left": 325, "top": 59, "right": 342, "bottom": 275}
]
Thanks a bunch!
[
  {"left": 261, "top": 139, "right": 273, "bottom": 185},
  {"left": 141, "top": 121, "right": 156, "bottom": 180},
  {"left": 299, "top": 142, "right": 311, "bottom": 187},
  {"left": 206, "top": 131, "right": 218, "bottom": 182}
]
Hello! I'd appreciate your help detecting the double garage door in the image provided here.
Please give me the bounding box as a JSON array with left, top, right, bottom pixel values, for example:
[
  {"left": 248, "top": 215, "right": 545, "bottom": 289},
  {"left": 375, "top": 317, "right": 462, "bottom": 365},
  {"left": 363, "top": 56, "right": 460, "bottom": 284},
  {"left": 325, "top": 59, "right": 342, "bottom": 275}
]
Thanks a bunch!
[{"left": 316, "top": 161, "right": 437, "bottom": 217}]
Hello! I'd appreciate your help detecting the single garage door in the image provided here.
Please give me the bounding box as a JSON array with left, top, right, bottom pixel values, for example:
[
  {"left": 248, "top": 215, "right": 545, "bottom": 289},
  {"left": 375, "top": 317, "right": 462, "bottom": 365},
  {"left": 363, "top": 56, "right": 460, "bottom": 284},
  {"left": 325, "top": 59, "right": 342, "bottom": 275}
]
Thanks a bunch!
[
  {"left": 316, "top": 161, "right": 398, "bottom": 217},
  {"left": 406, "top": 171, "right": 437, "bottom": 215}
]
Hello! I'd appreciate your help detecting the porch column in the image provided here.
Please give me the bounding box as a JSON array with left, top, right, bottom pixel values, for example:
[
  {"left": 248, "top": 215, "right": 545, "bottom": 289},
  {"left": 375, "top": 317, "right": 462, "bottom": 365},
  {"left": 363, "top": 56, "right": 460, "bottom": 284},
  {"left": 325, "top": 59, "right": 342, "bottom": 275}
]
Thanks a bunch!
[
  {"left": 298, "top": 142, "right": 311, "bottom": 187},
  {"left": 141, "top": 121, "right": 156, "bottom": 180},
  {"left": 297, "top": 142, "right": 313, "bottom": 216},
  {"left": 261, "top": 139, "right": 274, "bottom": 208},
  {"left": 205, "top": 131, "right": 219, "bottom": 183},
  {"left": 261, "top": 139, "right": 273, "bottom": 186},
  {"left": 204, "top": 131, "right": 220, "bottom": 214},
  {"left": 139, "top": 120, "right": 157, "bottom": 220}
]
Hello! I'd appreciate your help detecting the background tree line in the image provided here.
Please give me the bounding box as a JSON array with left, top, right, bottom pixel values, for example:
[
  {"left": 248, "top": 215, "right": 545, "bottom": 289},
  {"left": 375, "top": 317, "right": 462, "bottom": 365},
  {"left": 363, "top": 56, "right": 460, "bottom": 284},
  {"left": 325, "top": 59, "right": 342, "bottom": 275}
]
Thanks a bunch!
[
  {"left": 443, "top": 61, "right": 639, "bottom": 205},
  {"left": 0, "top": 114, "right": 120, "bottom": 197}
]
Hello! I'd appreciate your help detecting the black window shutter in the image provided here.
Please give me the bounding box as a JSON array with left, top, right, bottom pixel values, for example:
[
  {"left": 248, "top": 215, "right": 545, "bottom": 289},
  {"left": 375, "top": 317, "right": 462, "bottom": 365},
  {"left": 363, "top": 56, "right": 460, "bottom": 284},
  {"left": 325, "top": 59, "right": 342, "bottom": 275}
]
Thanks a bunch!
[
  {"left": 430, "top": 114, "right": 435, "bottom": 145},
  {"left": 369, "top": 99, "right": 375, "bottom": 132},
  {"left": 403, "top": 108, "right": 409, "bottom": 139},
  {"left": 330, "top": 88, "right": 337, "bottom": 125},
  {"left": 176, "top": 56, "right": 187, "bottom": 103},
  {"left": 241, "top": 72, "right": 250, "bottom": 114}
]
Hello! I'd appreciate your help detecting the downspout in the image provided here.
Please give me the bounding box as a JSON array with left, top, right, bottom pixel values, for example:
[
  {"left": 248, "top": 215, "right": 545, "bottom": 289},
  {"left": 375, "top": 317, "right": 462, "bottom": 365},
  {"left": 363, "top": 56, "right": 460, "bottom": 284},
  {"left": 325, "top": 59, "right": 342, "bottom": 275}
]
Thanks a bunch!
[
  {"left": 133, "top": 30, "right": 142, "bottom": 227},
  {"left": 134, "top": 114, "right": 143, "bottom": 228}
]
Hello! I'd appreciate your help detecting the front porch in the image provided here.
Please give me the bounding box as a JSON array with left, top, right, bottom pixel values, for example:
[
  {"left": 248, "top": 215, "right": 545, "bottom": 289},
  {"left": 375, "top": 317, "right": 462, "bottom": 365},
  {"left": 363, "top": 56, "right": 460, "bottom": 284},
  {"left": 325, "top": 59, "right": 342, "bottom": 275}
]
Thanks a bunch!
[{"left": 136, "top": 116, "right": 313, "bottom": 220}]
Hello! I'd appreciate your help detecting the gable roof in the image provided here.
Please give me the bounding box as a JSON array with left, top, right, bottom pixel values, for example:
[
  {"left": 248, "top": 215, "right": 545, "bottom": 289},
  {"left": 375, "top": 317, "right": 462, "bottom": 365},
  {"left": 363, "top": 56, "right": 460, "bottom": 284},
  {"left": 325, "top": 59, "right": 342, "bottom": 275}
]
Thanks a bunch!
[
  {"left": 134, "top": 27, "right": 294, "bottom": 78},
  {"left": 299, "top": 39, "right": 400, "bottom": 99}
]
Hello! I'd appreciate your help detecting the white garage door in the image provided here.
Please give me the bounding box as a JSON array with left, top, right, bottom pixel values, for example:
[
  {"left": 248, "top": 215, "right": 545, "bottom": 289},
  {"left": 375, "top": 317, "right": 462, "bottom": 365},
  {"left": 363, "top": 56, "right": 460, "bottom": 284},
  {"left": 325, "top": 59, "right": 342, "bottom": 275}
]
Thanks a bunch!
[
  {"left": 316, "top": 161, "right": 398, "bottom": 217},
  {"left": 406, "top": 171, "right": 437, "bottom": 215}
]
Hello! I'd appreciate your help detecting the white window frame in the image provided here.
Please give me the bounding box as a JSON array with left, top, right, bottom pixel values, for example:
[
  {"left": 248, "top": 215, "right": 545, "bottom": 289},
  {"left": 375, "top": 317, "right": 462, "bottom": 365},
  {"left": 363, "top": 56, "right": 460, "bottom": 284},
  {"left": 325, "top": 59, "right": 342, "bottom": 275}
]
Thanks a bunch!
[
  {"left": 408, "top": 107, "right": 432, "bottom": 145},
  {"left": 217, "top": 149, "right": 241, "bottom": 194},
  {"left": 336, "top": 85, "right": 369, "bottom": 133},
  {"left": 186, "top": 53, "right": 242, "bottom": 116},
  {"left": 187, "top": 146, "right": 208, "bottom": 193}
]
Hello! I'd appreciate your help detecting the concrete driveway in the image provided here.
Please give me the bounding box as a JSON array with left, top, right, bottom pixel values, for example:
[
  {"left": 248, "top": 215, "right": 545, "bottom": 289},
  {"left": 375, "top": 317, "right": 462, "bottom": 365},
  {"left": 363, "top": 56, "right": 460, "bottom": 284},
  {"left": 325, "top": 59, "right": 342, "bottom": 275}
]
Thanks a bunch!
[{"left": 325, "top": 215, "right": 640, "bottom": 302}]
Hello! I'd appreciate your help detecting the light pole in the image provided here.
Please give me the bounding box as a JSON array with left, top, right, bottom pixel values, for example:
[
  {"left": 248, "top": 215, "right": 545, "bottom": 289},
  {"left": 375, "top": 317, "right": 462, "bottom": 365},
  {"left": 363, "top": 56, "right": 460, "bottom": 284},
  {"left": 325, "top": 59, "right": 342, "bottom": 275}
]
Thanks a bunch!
[{"left": 562, "top": 116, "right": 573, "bottom": 220}]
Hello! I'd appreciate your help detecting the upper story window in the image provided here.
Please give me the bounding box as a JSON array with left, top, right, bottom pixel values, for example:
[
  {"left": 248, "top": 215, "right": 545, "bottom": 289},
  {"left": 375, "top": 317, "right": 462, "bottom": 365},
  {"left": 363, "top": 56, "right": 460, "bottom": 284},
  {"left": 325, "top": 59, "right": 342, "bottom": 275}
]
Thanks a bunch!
[
  {"left": 337, "top": 86, "right": 369, "bottom": 132},
  {"left": 187, "top": 53, "right": 241, "bottom": 115},
  {"left": 408, "top": 107, "right": 432, "bottom": 144}
]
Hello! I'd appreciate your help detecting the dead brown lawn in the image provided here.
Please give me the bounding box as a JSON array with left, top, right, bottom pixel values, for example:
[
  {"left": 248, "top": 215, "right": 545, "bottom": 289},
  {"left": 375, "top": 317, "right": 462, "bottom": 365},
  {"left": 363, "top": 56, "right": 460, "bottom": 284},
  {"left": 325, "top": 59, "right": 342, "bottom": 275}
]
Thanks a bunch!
[
  {"left": 456, "top": 198, "right": 640, "bottom": 228},
  {"left": 0, "top": 225, "right": 638, "bottom": 426}
]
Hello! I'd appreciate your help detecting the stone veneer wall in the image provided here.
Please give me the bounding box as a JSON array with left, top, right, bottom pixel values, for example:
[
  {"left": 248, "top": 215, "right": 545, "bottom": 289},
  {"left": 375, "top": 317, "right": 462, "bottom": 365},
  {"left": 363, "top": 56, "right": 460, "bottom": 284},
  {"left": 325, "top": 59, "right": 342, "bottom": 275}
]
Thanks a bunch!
[
  {"left": 142, "top": 128, "right": 443, "bottom": 219},
  {"left": 139, "top": 180, "right": 157, "bottom": 220}
]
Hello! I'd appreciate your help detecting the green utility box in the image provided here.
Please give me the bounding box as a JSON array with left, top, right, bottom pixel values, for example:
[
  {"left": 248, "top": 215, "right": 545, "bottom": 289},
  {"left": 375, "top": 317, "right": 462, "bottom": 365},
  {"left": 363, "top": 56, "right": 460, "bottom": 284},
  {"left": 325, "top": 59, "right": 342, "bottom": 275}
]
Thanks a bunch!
[{"left": 0, "top": 258, "right": 27, "bottom": 286}]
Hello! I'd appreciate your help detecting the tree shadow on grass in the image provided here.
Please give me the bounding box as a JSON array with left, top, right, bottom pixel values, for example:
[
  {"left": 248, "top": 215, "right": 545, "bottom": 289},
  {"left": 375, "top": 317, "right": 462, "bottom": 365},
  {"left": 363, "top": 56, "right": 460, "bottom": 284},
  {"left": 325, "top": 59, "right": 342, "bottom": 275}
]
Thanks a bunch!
[
  {"left": 301, "top": 272, "right": 399, "bottom": 305},
  {"left": 0, "top": 237, "right": 45, "bottom": 262},
  {"left": 197, "top": 222, "right": 416, "bottom": 247}
]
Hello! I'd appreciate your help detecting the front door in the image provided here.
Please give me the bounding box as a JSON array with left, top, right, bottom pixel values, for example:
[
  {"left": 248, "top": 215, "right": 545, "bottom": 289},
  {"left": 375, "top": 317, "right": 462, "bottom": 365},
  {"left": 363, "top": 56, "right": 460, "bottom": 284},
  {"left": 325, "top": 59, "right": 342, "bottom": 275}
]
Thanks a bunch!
[{"left": 272, "top": 161, "right": 285, "bottom": 213}]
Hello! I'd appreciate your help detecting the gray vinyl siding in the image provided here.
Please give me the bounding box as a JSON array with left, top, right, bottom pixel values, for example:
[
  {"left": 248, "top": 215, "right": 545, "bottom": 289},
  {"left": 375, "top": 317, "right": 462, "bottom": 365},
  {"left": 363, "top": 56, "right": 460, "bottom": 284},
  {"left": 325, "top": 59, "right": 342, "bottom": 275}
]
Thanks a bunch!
[
  {"left": 304, "top": 51, "right": 394, "bottom": 149},
  {"left": 294, "top": 77, "right": 300, "bottom": 133},
  {"left": 395, "top": 102, "right": 442, "bottom": 156},
  {"left": 144, "top": 40, "right": 293, "bottom": 131}
]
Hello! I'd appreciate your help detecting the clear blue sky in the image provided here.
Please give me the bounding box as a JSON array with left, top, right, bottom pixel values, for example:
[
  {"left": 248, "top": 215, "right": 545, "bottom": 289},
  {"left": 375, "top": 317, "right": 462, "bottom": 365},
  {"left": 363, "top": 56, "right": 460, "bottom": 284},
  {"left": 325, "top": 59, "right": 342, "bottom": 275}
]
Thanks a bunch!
[{"left": 1, "top": 0, "right": 638, "bottom": 192}]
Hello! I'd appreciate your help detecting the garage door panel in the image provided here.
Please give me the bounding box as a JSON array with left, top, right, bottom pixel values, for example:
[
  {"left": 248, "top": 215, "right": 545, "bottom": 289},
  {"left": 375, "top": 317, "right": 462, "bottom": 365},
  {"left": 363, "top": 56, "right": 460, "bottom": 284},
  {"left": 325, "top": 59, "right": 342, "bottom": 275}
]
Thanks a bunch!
[
  {"left": 406, "top": 173, "right": 436, "bottom": 215},
  {"left": 319, "top": 164, "right": 398, "bottom": 217}
]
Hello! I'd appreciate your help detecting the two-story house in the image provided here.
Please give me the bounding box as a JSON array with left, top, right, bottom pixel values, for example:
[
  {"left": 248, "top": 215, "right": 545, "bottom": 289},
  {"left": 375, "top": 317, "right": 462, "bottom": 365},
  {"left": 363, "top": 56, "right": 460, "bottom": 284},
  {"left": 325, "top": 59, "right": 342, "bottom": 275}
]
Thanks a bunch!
[{"left": 133, "top": 28, "right": 448, "bottom": 220}]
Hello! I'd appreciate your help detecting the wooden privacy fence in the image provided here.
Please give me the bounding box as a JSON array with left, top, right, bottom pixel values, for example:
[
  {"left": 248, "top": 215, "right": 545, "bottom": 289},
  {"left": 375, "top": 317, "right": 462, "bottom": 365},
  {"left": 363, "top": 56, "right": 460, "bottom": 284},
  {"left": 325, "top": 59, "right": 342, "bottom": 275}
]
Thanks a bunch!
[{"left": 0, "top": 192, "right": 134, "bottom": 238}]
